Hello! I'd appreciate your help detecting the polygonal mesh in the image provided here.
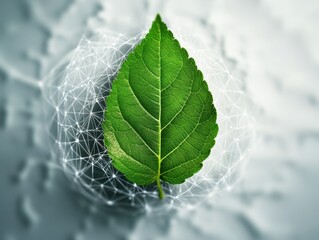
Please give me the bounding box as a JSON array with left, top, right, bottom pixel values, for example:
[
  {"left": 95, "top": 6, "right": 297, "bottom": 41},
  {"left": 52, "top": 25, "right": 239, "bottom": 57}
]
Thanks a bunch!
[{"left": 43, "top": 29, "right": 255, "bottom": 213}]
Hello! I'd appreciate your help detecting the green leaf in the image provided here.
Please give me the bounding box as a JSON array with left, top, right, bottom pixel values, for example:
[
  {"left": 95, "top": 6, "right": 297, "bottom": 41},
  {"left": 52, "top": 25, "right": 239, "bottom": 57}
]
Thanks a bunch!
[{"left": 103, "top": 14, "right": 218, "bottom": 199}]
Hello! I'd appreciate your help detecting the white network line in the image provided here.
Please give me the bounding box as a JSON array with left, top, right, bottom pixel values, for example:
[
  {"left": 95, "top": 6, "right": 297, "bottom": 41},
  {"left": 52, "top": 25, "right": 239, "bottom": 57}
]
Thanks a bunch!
[{"left": 42, "top": 29, "right": 255, "bottom": 213}]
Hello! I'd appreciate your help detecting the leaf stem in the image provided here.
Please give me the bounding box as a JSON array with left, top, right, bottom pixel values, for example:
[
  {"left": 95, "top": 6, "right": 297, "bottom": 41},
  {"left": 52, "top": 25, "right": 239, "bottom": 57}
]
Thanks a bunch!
[{"left": 157, "top": 178, "right": 164, "bottom": 199}]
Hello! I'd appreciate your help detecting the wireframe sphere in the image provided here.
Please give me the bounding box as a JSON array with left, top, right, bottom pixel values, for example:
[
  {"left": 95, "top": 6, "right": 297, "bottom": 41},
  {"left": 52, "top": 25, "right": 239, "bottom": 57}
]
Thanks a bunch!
[{"left": 43, "top": 29, "right": 255, "bottom": 213}]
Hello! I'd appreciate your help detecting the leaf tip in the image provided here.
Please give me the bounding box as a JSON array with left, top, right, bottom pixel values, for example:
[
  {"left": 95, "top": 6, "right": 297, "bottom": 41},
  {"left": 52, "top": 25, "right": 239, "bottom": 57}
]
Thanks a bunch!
[{"left": 155, "top": 13, "right": 162, "bottom": 21}]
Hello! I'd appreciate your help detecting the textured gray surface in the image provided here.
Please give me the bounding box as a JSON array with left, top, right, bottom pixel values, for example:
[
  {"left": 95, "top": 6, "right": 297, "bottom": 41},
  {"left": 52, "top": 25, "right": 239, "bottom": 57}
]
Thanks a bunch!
[{"left": 1, "top": 0, "right": 319, "bottom": 239}]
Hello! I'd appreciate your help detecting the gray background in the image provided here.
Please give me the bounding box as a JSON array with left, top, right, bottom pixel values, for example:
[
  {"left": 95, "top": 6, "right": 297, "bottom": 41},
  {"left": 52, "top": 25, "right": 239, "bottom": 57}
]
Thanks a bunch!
[{"left": 0, "top": 0, "right": 319, "bottom": 239}]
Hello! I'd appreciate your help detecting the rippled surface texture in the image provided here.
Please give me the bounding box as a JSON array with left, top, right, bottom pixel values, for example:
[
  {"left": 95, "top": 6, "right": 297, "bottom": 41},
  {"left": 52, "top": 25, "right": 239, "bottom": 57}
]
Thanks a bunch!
[{"left": 1, "top": 0, "right": 319, "bottom": 239}]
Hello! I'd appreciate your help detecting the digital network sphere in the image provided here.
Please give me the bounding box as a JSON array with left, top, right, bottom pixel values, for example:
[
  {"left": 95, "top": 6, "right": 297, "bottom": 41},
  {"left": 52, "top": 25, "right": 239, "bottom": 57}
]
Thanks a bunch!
[{"left": 43, "top": 29, "right": 255, "bottom": 213}]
